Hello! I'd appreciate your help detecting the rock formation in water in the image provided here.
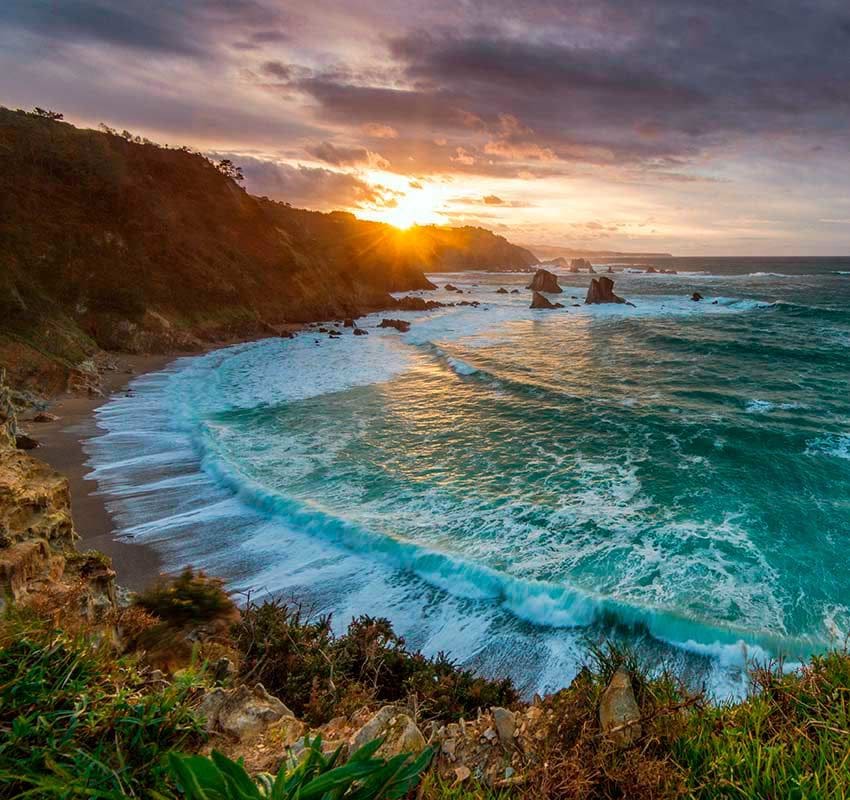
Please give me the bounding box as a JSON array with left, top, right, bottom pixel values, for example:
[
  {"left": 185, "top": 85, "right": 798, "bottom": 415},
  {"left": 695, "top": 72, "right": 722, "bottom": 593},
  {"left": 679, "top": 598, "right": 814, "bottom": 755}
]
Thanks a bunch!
[
  {"left": 526, "top": 269, "right": 563, "bottom": 293},
  {"left": 379, "top": 319, "right": 411, "bottom": 332},
  {"left": 570, "top": 258, "right": 593, "bottom": 272},
  {"left": 530, "top": 292, "right": 564, "bottom": 309},
  {"left": 585, "top": 277, "right": 628, "bottom": 305},
  {"left": 496, "top": 287, "right": 508, "bottom": 294},
  {"left": 395, "top": 296, "right": 445, "bottom": 311},
  {"left": 691, "top": 292, "right": 703, "bottom": 302}
]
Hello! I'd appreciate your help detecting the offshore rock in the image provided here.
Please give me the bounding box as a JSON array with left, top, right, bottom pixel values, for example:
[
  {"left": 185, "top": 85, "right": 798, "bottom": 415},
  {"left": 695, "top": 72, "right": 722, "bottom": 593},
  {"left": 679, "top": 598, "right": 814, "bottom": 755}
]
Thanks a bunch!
[
  {"left": 526, "top": 269, "right": 562, "bottom": 293},
  {"left": 691, "top": 292, "right": 704, "bottom": 301},
  {"left": 378, "top": 318, "right": 411, "bottom": 332},
  {"left": 530, "top": 292, "right": 564, "bottom": 309},
  {"left": 585, "top": 277, "right": 627, "bottom": 305},
  {"left": 599, "top": 668, "right": 641, "bottom": 746}
]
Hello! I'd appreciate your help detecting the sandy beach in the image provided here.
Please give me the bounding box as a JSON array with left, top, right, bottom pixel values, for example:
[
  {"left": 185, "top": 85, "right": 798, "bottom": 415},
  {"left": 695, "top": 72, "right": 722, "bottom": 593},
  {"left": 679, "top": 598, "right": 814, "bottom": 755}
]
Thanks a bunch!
[{"left": 27, "top": 353, "right": 183, "bottom": 590}]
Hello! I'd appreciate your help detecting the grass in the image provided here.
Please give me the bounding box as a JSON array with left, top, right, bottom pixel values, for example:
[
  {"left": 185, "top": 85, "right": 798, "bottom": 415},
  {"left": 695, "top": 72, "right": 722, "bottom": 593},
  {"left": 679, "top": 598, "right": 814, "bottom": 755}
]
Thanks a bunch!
[{"left": 0, "top": 613, "right": 206, "bottom": 799}]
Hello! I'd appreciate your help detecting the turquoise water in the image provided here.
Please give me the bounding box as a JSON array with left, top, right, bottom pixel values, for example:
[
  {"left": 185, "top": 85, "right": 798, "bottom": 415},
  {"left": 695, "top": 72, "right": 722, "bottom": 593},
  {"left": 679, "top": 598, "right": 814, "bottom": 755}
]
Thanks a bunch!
[{"left": 87, "top": 261, "right": 850, "bottom": 697}]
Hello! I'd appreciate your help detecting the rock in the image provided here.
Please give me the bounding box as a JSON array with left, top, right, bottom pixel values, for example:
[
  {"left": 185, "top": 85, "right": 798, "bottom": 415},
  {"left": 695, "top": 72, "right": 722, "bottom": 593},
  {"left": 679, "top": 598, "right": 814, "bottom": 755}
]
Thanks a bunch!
[
  {"left": 607, "top": 266, "right": 615, "bottom": 273},
  {"left": 343, "top": 318, "right": 355, "bottom": 327},
  {"left": 349, "top": 705, "right": 426, "bottom": 758},
  {"left": 496, "top": 287, "right": 509, "bottom": 294},
  {"left": 395, "top": 295, "right": 444, "bottom": 311},
  {"left": 378, "top": 318, "right": 411, "bottom": 332},
  {"left": 444, "top": 283, "right": 460, "bottom": 291},
  {"left": 31, "top": 412, "right": 58, "bottom": 423},
  {"left": 454, "top": 765, "right": 472, "bottom": 784},
  {"left": 530, "top": 292, "right": 564, "bottom": 309},
  {"left": 353, "top": 328, "right": 368, "bottom": 336},
  {"left": 492, "top": 707, "right": 516, "bottom": 747},
  {"left": 585, "top": 276, "right": 627, "bottom": 305},
  {"left": 691, "top": 292, "right": 703, "bottom": 302},
  {"left": 199, "top": 683, "right": 293, "bottom": 741},
  {"left": 599, "top": 668, "right": 641, "bottom": 746},
  {"left": 526, "top": 268, "right": 562, "bottom": 293},
  {"left": 212, "top": 657, "right": 236, "bottom": 684},
  {"left": 645, "top": 266, "right": 658, "bottom": 274},
  {"left": 15, "top": 433, "right": 38, "bottom": 450},
  {"left": 570, "top": 258, "right": 593, "bottom": 272},
  {"left": 510, "top": 289, "right": 520, "bottom": 294}
]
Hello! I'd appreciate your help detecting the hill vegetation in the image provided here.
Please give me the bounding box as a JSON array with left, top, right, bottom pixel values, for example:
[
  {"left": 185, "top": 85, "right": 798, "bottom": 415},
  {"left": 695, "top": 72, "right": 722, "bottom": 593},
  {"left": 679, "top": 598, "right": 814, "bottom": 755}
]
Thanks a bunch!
[{"left": 0, "top": 108, "right": 534, "bottom": 393}]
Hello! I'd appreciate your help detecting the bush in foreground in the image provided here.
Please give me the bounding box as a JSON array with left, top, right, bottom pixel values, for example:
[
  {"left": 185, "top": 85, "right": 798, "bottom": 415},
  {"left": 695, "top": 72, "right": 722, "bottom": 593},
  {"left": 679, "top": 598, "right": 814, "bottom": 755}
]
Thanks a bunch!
[{"left": 232, "top": 598, "right": 518, "bottom": 726}]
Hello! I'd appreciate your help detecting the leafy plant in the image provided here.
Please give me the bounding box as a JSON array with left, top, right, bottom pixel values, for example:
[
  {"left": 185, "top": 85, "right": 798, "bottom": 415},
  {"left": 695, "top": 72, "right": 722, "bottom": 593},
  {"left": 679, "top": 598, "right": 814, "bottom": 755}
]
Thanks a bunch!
[
  {"left": 134, "top": 567, "right": 236, "bottom": 628},
  {"left": 169, "top": 735, "right": 433, "bottom": 800},
  {"left": 0, "top": 619, "right": 205, "bottom": 798}
]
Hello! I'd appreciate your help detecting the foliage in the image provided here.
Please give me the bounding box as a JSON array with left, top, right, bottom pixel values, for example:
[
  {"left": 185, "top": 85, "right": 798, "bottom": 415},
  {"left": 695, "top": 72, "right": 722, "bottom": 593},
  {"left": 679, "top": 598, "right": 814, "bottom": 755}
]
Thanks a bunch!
[
  {"left": 677, "top": 650, "right": 850, "bottom": 799},
  {"left": 0, "top": 617, "right": 205, "bottom": 798},
  {"left": 232, "top": 598, "right": 518, "bottom": 726},
  {"left": 169, "top": 735, "right": 433, "bottom": 800},
  {"left": 134, "top": 567, "right": 236, "bottom": 628},
  {"left": 216, "top": 159, "right": 244, "bottom": 182},
  {"left": 32, "top": 107, "right": 63, "bottom": 120}
]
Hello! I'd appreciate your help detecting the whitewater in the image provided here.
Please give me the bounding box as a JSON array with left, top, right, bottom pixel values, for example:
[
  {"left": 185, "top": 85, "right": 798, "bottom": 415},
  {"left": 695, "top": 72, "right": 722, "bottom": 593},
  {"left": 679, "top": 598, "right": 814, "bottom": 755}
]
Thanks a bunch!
[{"left": 85, "top": 260, "right": 850, "bottom": 698}]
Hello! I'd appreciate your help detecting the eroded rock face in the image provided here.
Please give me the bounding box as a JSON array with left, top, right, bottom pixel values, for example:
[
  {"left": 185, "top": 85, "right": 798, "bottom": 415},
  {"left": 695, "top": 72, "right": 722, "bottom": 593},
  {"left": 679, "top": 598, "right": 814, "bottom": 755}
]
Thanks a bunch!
[
  {"left": 530, "top": 292, "right": 564, "bottom": 309},
  {"left": 395, "top": 296, "right": 445, "bottom": 311},
  {"left": 349, "top": 705, "right": 426, "bottom": 759},
  {"left": 378, "top": 318, "right": 411, "bottom": 332},
  {"left": 599, "top": 668, "right": 641, "bottom": 746},
  {"left": 585, "top": 277, "right": 627, "bottom": 305},
  {"left": 526, "top": 269, "right": 562, "bottom": 293},
  {"left": 570, "top": 258, "right": 593, "bottom": 272},
  {"left": 200, "top": 683, "right": 294, "bottom": 741}
]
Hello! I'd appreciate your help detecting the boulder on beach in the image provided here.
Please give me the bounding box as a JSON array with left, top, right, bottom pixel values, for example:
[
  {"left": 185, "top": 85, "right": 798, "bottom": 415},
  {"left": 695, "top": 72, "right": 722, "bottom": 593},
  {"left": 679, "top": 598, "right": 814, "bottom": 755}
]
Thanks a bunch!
[
  {"left": 444, "top": 283, "right": 459, "bottom": 291},
  {"left": 15, "top": 433, "right": 38, "bottom": 450},
  {"left": 526, "top": 268, "right": 562, "bottom": 293},
  {"left": 353, "top": 328, "right": 368, "bottom": 336},
  {"left": 496, "top": 287, "right": 508, "bottom": 294},
  {"left": 530, "top": 291, "right": 564, "bottom": 309},
  {"left": 691, "top": 292, "right": 704, "bottom": 302},
  {"left": 378, "top": 318, "right": 411, "bottom": 332},
  {"left": 585, "top": 276, "right": 628, "bottom": 305},
  {"left": 510, "top": 289, "right": 520, "bottom": 294}
]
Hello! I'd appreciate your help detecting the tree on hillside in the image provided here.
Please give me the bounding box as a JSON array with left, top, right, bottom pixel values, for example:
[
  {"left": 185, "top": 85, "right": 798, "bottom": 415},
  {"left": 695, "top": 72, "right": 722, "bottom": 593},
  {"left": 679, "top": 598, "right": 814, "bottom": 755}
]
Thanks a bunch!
[
  {"left": 32, "top": 107, "right": 63, "bottom": 120},
  {"left": 216, "top": 158, "right": 244, "bottom": 182}
]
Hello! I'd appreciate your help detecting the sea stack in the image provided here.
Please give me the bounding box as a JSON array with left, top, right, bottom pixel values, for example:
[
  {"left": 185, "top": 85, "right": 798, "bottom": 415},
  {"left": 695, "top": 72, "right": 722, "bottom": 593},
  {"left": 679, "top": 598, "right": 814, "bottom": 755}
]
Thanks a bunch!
[
  {"left": 530, "top": 291, "right": 564, "bottom": 309},
  {"left": 585, "top": 276, "right": 627, "bottom": 305},
  {"left": 526, "top": 268, "right": 562, "bottom": 293}
]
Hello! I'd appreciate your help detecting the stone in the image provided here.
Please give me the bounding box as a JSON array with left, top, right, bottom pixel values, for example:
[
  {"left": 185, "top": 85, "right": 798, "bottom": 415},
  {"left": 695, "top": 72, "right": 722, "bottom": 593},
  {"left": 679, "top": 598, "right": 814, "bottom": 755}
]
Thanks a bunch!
[
  {"left": 200, "top": 683, "right": 294, "bottom": 740},
  {"left": 496, "top": 287, "right": 508, "bottom": 294},
  {"left": 32, "top": 412, "right": 58, "bottom": 423},
  {"left": 353, "top": 328, "right": 368, "bottom": 336},
  {"left": 526, "top": 268, "right": 562, "bottom": 293},
  {"left": 395, "top": 295, "right": 444, "bottom": 311},
  {"left": 530, "top": 292, "right": 564, "bottom": 309},
  {"left": 510, "top": 289, "right": 520, "bottom": 294},
  {"left": 492, "top": 707, "right": 515, "bottom": 747},
  {"left": 691, "top": 292, "right": 704, "bottom": 302},
  {"left": 454, "top": 765, "right": 472, "bottom": 784},
  {"left": 349, "top": 705, "right": 426, "bottom": 758},
  {"left": 570, "top": 258, "right": 593, "bottom": 272},
  {"left": 15, "top": 433, "right": 38, "bottom": 450},
  {"left": 212, "top": 656, "right": 236, "bottom": 684},
  {"left": 585, "top": 276, "right": 628, "bottom": 305},
  {"left": 599, "top": 668, "right": 641, "bottom": 746},
  {"left": 444, "top": 283, "right": 459, "bottom": 291},
  {"left": 378, "top": 318, "right": 411, "bottom": 332}
]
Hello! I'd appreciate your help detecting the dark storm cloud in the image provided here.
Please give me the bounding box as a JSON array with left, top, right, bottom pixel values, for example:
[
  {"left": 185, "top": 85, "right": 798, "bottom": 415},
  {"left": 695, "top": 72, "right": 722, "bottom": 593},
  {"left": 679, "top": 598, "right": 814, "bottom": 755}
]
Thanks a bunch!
[
  {"left": 0, "top": 0, "right": 286, "bottom": 56},
  {"left": 305, "top": 141, "right": 374, "bottom": 166}
]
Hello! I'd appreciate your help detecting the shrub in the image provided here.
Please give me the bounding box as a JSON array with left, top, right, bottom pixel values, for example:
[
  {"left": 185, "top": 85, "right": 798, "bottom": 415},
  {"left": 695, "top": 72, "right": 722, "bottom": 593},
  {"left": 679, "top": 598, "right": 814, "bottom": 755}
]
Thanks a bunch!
[
  {"left": 134, "top": 567, "right": 236, "bottom": 628},
  {"left": 232, "top": 599, "right": 517, "bottom": 726},
  {"left": 169, "top": 736, "right": 433, "bottom": 800},
  {"left": 0, "top": 618, "right": 205, "bottom": 798}
]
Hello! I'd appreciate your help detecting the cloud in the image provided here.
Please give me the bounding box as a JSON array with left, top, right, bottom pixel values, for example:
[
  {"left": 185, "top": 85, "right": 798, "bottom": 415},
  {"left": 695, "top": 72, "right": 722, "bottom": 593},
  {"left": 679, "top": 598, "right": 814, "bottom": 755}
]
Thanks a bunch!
[
  {"left": 231, "top": 155, "right": 397, "bottom": 209},
  {"left": 305, "top": 140, "right": 381, "bottom": 167},
  {"left": 483, "top": 195, "right": 503, "bottom": 205}
]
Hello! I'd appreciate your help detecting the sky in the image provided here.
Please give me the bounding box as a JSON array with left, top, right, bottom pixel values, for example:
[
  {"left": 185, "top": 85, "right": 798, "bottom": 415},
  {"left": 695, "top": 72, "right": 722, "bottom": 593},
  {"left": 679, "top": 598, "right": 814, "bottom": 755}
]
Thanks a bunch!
[{"left": 2, "top": 1, "right": 850, "bottom": 255}]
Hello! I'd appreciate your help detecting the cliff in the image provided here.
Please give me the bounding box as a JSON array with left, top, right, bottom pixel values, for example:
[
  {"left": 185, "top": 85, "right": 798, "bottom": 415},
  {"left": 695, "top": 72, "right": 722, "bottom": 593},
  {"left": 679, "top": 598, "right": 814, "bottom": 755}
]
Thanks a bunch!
[{"left": 0, "top": 108, "right": 531, "bottom": 393}]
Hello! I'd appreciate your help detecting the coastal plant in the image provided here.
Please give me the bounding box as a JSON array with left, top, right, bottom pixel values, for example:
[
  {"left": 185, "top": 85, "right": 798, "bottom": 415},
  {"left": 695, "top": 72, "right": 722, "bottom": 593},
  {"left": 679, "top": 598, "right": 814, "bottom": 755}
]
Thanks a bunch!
[
  {"left": 134, "top": 567, "right": 236, "bottom": 628},
  {"left": 168, "top": 735, "right": 434, "bottom": 800},
  {"left": 0, "top": 615, "right": 205, "bottom": 798},
  {"left": 232, "top": 598, "right": 517, "bottom": 725}
]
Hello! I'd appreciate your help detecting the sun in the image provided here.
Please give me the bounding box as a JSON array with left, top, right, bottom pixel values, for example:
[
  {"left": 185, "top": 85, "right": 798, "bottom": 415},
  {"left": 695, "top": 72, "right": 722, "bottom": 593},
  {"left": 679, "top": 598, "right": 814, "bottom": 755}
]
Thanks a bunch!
[{"left": 382, "top": 186, "right": 441, "bottom": 229}]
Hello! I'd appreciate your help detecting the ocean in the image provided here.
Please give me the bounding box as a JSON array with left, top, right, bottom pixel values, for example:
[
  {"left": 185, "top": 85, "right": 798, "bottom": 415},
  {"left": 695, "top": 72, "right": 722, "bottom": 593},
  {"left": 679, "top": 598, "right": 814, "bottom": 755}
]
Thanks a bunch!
[{"left": 85, "top": 258, "right": 850, "bottom": 698}]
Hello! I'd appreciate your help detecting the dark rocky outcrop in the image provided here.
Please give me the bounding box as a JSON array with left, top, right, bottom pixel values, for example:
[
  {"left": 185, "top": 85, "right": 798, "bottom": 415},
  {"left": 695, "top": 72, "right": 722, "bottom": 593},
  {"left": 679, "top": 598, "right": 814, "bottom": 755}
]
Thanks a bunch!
[
  {"left": 510, "top": 289, "right": 520, "bottom": 294},
  {"left": 530, "top": 292, "right": 564, "bottom": 309},
  {"left": 353, "top": 328, "right": 368, "bottom": 336},
  {"left": 444, "top": 284, "right": 459, "bottom": 291},
  {"left": 496, "top": 287, "right": 508, "bottom": 294},
  {"left": 394, "top": 296, "right": 445, "bottom": 311},
  {"left": 570, "top": 258, "right": 593, "bottom": 272},
  {"left": 585, "top": 277, "right": 627, "bottom": 305},
  {"left": 691, "top": 292, "right": 704, "bottom": 302},
  {"left": 526, "top": 269, "right": 563, "bottom": 293},
  {"left": 378, "top": 319, "right": 411, "bottom": 332}
]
